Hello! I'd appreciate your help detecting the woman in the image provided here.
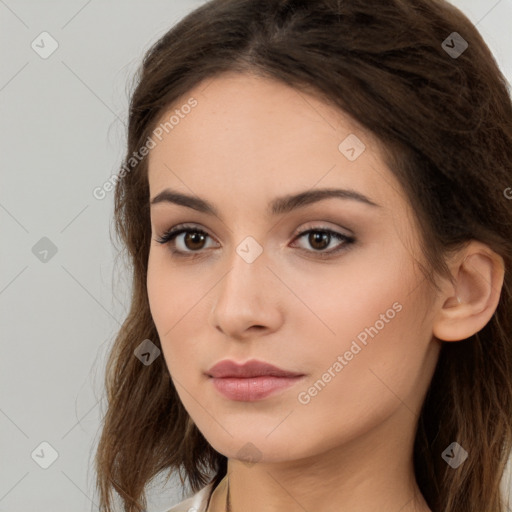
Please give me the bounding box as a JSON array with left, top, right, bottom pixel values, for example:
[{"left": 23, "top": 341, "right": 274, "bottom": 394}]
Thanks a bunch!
[{"left": 95, "top": 1, "right": 512, "bottom": 511}]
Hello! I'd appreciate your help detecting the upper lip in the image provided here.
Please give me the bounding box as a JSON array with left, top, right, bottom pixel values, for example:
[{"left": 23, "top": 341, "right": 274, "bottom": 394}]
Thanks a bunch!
[{"left": 207, "top": 359, "right": 304, "bottom": 378}]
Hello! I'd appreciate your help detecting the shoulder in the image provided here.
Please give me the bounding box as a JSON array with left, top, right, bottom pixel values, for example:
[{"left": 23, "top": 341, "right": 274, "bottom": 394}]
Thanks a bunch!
[{"left": 164, "top": 481, "right": 215, "bottom": 512}]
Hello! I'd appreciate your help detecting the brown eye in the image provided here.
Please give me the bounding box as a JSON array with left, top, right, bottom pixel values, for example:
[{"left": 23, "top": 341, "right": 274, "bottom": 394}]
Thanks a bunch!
[
  {"left": 291, "top": 227, "right": 355, "bottom": 257},
  {"left": 155, "top": 225, "right": 218, "bottom": 257},
  {"left": 308, "top": 231, "right": 331, "bottom": 251},
  {"left": 183, "top": 231, "right": 207, "bottom": 251}
]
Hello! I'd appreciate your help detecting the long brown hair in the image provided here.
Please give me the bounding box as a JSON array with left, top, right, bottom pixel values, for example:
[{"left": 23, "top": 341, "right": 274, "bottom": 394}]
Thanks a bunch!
[{"left": 95, "top": 1, "right": 512, "bottom": 510}]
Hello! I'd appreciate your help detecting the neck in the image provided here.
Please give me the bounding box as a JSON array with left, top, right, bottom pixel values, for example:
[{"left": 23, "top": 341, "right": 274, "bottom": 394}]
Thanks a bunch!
[{"left": 208, "top": 407, "right": 432, "bottom": 512}]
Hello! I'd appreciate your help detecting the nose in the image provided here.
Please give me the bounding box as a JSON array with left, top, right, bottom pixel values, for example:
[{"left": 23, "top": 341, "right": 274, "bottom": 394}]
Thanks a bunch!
[{"left": 209, "top": 243, "right": 284, "bottom": 340}]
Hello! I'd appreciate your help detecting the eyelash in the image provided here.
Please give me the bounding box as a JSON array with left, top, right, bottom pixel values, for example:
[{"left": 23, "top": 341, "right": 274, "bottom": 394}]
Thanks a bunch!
[{"left": 154, "top": 223, "right": 355, "bottom": 260}]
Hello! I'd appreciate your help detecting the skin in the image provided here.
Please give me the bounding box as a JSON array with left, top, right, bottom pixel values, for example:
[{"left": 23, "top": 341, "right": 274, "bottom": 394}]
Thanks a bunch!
[{"left": 146, "top": 71, "right": 505, "bottom": 512}]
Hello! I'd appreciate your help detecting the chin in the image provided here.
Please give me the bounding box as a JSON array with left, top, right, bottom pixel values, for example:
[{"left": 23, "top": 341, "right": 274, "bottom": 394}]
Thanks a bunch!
[{"left": 200, "top": 426, "right": 308, "bottom": 463}]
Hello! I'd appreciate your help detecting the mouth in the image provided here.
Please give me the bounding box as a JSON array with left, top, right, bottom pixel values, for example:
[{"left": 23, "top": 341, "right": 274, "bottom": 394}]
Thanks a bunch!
[{"left": 206, "top": 359, "right": 306, "bottom": 401}]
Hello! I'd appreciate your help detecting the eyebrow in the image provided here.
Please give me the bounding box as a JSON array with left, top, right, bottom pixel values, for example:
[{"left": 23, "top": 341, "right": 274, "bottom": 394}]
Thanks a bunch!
[{"left": 150, "top": 187, "right": 381, "bottom": 217}]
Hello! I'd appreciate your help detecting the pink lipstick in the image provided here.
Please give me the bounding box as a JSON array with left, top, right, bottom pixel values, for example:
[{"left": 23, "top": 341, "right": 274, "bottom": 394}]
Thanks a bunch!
[{"left": 206, "top": 359, "right": 305, "bottom": 401}]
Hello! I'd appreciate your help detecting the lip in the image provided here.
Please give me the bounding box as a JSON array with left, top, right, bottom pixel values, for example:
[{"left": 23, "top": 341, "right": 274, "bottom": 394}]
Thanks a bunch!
[
  {"left": 206, "top": 359, "right": 306, "bottom": 402},
  {"left": 207, "top": 359, "right": 304, "bottom": 378}
]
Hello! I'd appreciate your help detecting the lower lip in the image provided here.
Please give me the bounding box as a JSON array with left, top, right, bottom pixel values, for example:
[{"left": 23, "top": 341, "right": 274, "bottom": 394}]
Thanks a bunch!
[{"left": 210, "top": 375, "right": 305, "bottom": 401}]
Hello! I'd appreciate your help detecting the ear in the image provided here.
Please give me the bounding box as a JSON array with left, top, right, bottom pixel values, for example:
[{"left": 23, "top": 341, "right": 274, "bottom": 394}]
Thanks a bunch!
[{"left": 432, "top": 241, "right": 505, "bottom": 342}]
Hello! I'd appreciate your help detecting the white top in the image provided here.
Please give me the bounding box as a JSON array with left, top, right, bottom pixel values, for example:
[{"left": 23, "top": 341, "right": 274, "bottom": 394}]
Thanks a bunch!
[{"left": 165, "top": 481, "right": 215, "bottom": 512}]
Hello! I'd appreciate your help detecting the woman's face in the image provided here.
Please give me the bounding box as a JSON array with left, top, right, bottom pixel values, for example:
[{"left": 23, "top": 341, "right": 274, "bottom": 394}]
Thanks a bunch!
[{"left": 146, "top": 72, "right": 442, "bottom": 463}]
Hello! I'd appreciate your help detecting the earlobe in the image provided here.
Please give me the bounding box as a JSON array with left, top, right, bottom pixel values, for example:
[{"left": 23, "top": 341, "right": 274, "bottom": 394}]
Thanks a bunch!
[{"left": 432, "top": 242, "right": 505, "bottom": 342}]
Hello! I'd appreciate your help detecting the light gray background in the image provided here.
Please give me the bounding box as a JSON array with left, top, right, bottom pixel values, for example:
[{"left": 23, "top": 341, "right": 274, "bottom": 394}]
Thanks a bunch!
[{"left": 1, "top": 1, "right": 511, "bottom": 511}]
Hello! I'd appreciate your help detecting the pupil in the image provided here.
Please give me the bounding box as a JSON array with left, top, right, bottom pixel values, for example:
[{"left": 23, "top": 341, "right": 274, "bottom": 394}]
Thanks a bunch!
[
  {"left": 186, "top": 232, "right": 205, "bottom": 250},
  {"left": 310, "top": 231, "right": 329, "bottom": 250}
]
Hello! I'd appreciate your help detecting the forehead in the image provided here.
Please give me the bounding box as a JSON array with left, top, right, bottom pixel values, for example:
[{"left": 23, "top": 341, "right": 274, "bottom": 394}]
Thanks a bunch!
[{"left": 147, "top": 72, "right": 406, "bottom": 214}]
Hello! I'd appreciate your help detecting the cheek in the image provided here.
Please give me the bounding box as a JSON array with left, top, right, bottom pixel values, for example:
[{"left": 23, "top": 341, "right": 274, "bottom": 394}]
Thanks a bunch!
[
  {"left": 293, "top": 257, "right": 427, "bottom": 406},
  {"left": 147, "top": 254, "right": 172, "bottom": 331},
  {"left": 147, "top": 252, "right": 200, "bottom": 331},
  {"left": 279, "top": 295, "right": 428, "bottom": 460},
  {"left": 302, "top": 301, "right": 426, "bottom": 413},
  {"left": 146, "top": 253, "right": 212, "bottom": 375},
  {"left": 283, "top": 251, "right": 410, "bottom": 345}
]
